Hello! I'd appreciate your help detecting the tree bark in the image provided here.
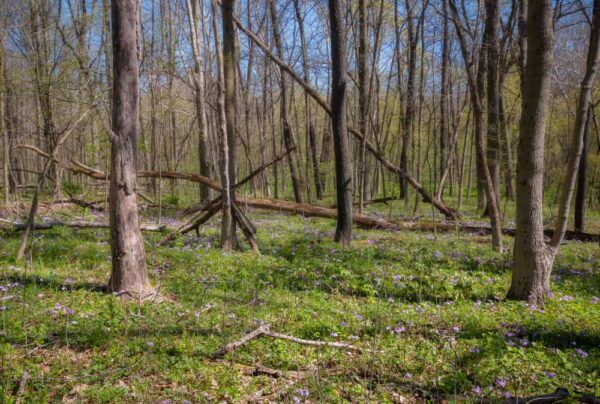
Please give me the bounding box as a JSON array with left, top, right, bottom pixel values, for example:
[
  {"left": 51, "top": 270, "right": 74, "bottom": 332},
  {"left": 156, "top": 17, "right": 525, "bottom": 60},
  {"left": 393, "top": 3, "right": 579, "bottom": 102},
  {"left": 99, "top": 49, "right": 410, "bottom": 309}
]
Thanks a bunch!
[
  {"left": 357, "top": 0, "right": 368, "bottom": 213},
  {"left": 186, "top": 0, "right": 213, "bottom": 202},
  {"left": 329, "top": 0, "right": 353, "bottom": 245},
  {"left": 484, "top": 0, "right": 501, "bottom": 212},
  {"left": 213, "top": 0, "right": 235, "bottom": 250},
  {"left": 400, "top": 0, "right": 417, "bottom": 201},
  {"left": 507, "top": 0, "right": 554, "bottom": 303},
  {"left": 108, "top": 0, "right": 151, "bottom": 297},
  {"left": 574, "top": 107, "right": 591, "bottom": 232}
]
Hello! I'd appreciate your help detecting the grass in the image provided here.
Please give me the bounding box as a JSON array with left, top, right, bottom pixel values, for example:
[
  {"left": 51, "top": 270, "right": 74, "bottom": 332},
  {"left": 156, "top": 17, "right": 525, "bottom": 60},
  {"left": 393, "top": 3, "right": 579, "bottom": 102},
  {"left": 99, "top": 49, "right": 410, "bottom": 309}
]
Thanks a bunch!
[{"left": 0, "top": 206, "right": 598, "bottom": 402}]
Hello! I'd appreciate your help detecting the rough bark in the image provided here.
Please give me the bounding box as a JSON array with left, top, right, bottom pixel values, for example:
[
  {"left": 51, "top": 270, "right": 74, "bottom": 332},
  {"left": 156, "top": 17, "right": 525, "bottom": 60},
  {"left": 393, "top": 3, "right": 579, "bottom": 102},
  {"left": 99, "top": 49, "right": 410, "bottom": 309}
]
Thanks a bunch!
[
  {"left": 108, "top": 0, "right": 151, "bottom": 298},
  {"left": 507, "top": 0, "right": 554, "bottom": 304},
  {"left": 484, "top": 0, "right": 501, "bottom": 211},
  {"left": 328, "top": 0, "right": 353, "bottom": 245},
  {"left": 400, "top": 0, "right": 417, "bottom": 201}
]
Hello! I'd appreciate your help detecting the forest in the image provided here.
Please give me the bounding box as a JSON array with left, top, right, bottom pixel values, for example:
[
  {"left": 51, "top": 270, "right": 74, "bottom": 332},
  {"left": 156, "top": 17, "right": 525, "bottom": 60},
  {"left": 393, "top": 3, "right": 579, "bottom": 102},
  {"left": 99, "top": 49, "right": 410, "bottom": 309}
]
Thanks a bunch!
[{"left": 0, "top": 0, "right": 599, "bottom": 402}]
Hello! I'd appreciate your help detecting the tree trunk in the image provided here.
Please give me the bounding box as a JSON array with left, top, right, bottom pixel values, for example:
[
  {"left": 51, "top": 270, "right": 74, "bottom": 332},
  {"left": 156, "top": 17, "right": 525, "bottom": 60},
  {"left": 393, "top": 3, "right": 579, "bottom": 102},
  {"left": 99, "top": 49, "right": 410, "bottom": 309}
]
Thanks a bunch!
[
  {"left": 484, "top": 0, "right": 501, "bottom": 211},
  {"left": 221, "top": 0, "right": 237, "bottom": 248},
  {"left": 507, "top": 0, "right": 555, "bottom": 304},
  {"left": 108, "top": 0, "right": 151, "bottom": 297},
  {"left": 269, "top": 0, "right": 303, "bottom": 203},
  {"left": 400, "top": 0, "right": 416, "bottom": 201},
  {"left": 439, "top": 0, "right": 450, "bottom": 189},
  {"left": 328, "top": 0, "right": 353, "bottom": 245},
  {"left": 357, "top": 0, "right": 368, "bottom": 213},
  {"left": 186, "top": 0, "right": 212, "bottom": 202},
  {"left": 574, "top": 108, "right": 591, "bottom": 232}
]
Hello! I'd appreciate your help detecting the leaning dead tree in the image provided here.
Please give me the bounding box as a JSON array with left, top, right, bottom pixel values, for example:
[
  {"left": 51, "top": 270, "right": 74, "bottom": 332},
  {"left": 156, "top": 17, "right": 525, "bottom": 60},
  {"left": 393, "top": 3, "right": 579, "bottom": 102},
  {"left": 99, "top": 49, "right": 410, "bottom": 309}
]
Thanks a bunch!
[{"left": 229, "top": 10, "right": 459, "bottom": 221}]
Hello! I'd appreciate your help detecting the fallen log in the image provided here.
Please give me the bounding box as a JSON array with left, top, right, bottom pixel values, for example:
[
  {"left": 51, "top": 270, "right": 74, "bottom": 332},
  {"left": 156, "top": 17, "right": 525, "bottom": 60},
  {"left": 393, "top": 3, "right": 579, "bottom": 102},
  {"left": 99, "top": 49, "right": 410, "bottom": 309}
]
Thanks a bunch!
[
  {"left": 14, "top": 146, "right": 599, "bottom": 242},
  {"left": 237, "top": 197, "right": 399, "bottom": 230},
  {"left": 0, "top": 220, "right": 165, "bottom": 232}
]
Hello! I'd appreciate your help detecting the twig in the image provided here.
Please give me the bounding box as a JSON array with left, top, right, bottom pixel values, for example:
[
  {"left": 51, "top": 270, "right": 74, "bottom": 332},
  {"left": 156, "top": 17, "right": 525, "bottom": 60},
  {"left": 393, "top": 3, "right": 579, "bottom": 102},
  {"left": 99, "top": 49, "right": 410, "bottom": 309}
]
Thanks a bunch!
[
  {"left": 210, "top": 323, "right": 271, "bottom": 359},
  {"left": 15, "top": 370, "right": 29, "bottom": 404},
  {"left": 264, "top": 331, "right": 364, "bottom": 352}
]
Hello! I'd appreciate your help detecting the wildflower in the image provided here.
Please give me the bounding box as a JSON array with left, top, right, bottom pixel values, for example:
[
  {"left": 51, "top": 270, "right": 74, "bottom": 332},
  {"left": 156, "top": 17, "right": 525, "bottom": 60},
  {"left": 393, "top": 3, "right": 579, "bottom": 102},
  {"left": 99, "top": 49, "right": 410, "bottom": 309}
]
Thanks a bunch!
[
  {"left": 298, "top": 388, "right": 310, "bottom": 398},
  {"left": 591, "top": 296, "right": 599, "bottom": 304},
  {"left": 469, "top": 347, "right": 481, "bottom": 354},
  {"left": 366, "top": 239, "right": 376, "bottom": 245},
  {"left": 350, "top": 335, "right": 359, "bottom": 340},
  {"left": 146, "top": 341, "right": 155, "bottom": 347},
  {"left": 452, "top": 326, "right": 461, "bottom": 333},
  {"left": 392, "top": 326, "right": 406, "bottom": 334},
  {"left": 519, "top": 338, "right": 530, "bottom": 347},
  {"left": 472, "top": 386, "right": 483, "bottom": 395},
  {"left": 293, "top": 398, "right": 301, "bottom": 404},
  {"left": 574, "top": 348, "right": 588, "bottom": 358},
  {"left": 353, "top": 313, "right": 363, "bottom": 321},
  {"left": 194, "top": 311, "right": 201, "bottom": 319},
  {"left": 330, "top": 332, "right": 338, "bottom": 338},
  {"left": 558, "top": 295, "right": 574, "bottom": 301},
  {"left": 415, "top": 305, "right": 424, "bottom": 314},
  {"left": 502, "top": 391, "right": 511, "bottom": 399},
  {"left": 496, "top": 379, "right": 507, "bottom": 388},
  {"left": 432, "top": 251, "right": 442, "bottom": 260},
  {"left": 37, "top": 293, "right": 45, "bottom": 299},
  {"left": 404, "top": 372, "right": 413, "bottom": 379},
  {"left": 63, "top": 277, "right": 73, "bottom": 285},
  {"left": 0, "top": 305, "right": 6, "bottom": 311},
  {"left": 545, "top": 371, "right": 556, "bottom": 379}
]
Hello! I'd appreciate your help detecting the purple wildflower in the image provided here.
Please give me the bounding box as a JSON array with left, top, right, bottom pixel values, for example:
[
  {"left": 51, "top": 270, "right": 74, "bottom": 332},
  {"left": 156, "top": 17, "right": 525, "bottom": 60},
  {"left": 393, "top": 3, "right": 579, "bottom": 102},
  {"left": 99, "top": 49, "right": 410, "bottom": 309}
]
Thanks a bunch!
[
  {"left": 591, "top": 296, "right": 599, "bottom": 304},
  {"left": 472, "top": 386, "right": 483, "bottom": 395},
  {"left": 545, "top": 371, "right": 556, "bottom": 379},
  {"left": 558, "top": 295, "right": 574, "bottom": 301},
  {"left": 496, "top": 379, "right": 507, "bottom": 388},
  {"left": 574, "top": 348, "right": 588, "bottom": 358},
  {"left": 469, "top": 347, "right": 481, "bottom": 354},
  {"left": 298, "top": 388, "right": 310, "bottom": 398}
]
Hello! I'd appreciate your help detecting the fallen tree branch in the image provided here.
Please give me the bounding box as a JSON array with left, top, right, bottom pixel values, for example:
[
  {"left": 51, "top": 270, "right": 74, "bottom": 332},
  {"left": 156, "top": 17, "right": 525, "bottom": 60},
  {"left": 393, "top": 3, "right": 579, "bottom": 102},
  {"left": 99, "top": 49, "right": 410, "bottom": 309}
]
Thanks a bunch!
[
  {"left": 210, "top": 323, "right": 271, "bottom": 359},
  {"left": 210, "top": 324, "right": 365, "bottom": 359},
  {"left": 263, "top": 331, "right": 363, "bottom": 352},
  {"left": 1, "top": 220, "right": 165, "bottom": 232}
]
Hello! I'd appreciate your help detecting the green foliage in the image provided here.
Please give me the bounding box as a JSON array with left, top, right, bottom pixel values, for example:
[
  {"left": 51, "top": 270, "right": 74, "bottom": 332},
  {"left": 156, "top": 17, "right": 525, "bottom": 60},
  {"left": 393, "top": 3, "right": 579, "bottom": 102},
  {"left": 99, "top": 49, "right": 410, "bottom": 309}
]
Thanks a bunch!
[{"left": 0, "top": 213, "right": 598, "bottom": 402}]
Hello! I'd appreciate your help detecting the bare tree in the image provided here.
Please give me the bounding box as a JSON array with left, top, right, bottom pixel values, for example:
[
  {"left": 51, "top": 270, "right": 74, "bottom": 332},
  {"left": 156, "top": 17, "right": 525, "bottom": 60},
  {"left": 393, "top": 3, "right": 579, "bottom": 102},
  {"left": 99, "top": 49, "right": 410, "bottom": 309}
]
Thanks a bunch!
[
  {"left": 329, "top": 0, "right": 353, "bottom": 245},
  {"left": 108, "top": 0, "right": 152, "bottom": 298},
  {"left": 186, "top": 0, "right": 212, "bottom": 202}
]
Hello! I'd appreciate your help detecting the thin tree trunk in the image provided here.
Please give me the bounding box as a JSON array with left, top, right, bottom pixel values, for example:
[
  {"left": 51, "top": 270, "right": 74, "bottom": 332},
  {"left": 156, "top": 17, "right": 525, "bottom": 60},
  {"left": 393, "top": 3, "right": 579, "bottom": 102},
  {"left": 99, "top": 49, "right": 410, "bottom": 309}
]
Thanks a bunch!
[
  {"left": 329, "top": 0, "right": 353, "bottom": 245},
  {"left": 357, "top": 0, "right": 368, "bottom": 213},
  {"left": 574, "top": 107, "right": 591, "bottom": 232},
  {"left": 269, "top": 0, "right": 303, "bottom": 203},
  {"left": 222, "top": 0, "right": 237, "bottom": 248},
  {"left": 186, "top": 0, "right": 212, "bottom": 202}
]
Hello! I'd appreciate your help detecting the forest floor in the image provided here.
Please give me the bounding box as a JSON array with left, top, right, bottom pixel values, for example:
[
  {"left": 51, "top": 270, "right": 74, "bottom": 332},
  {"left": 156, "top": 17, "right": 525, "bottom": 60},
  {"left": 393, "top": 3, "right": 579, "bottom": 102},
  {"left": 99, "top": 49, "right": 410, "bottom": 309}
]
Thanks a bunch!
[{"left": 0, "top": 202, "right": 599, "bottom": 403}]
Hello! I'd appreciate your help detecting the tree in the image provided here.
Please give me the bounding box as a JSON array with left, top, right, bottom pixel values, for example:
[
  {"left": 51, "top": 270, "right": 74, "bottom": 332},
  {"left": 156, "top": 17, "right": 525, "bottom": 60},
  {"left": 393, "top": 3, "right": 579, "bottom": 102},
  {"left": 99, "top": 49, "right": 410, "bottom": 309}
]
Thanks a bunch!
[
  {"left": 185, "top": 0, "right": 212, "bottom": 202},
  {"left": 450, "top": 0, "right": 503, "bottom": 252},
  {"left": 507, "top": 0, "right": 600, "bottom": 303},
  {"left": 328, "top": 0, "right": 353, "bottom": 245},
  {"left": 269, "top": 0, "right": 304, "bottom": 204},
  {"left": 108, "top": 0, "right": 152, "bottom": 298},
  {"left": 221, "top": 0, "right": 237, "bottom": 248}
]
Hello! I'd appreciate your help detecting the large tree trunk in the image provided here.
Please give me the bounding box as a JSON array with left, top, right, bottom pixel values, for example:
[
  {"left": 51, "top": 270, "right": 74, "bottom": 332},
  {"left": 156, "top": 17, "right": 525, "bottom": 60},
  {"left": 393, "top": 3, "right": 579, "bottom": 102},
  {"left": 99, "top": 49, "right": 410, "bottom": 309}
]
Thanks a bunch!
[
  {"left": 186, "top": 0, "right": 212, "bottom": 202},
  {"left": 108, "top": 0, "right": 151, "bottom": 297},
  {"left": 328, "top": 0, "right": 353, "bottom": 245},
  {"left": 269, "top": 0, "right": 303, "bottom": 204},
  {"left": 506, "top": 0, "right": 555, "bottom": 304}
]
